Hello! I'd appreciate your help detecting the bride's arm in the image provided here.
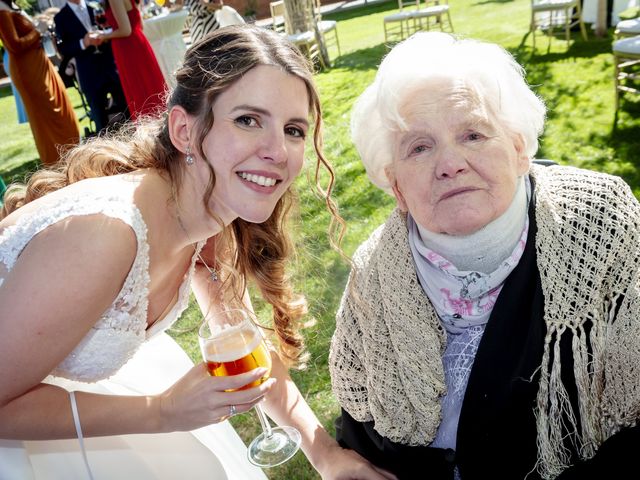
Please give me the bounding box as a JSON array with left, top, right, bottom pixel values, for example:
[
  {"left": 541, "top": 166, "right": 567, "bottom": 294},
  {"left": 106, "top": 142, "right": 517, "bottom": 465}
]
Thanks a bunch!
[
  {"left": 0, "top": 215, "right": 144, "bottom": 439},
  {"left": 261, "top": 356, "right": 396, "bottom": 480},
  {"left": 0, "top": 215, "right": 270, "bottom": 440},
  {"left": 189, "top": 239, "right": 395, "bottom": 480}
]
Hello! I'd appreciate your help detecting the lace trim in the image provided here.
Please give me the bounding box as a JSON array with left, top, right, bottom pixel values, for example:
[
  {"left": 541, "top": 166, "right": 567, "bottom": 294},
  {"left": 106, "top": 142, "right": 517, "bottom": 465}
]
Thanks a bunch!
[{"left": 0, "top": 193, "right": 150, "bottom": 332}]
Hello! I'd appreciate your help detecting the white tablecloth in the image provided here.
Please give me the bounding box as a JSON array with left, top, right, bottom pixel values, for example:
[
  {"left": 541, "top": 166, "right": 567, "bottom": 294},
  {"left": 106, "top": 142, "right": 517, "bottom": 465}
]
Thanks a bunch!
[
  {"left": 582, "top": 0, "right": 638, "bottom": 27},
  {"left": 143, "top": 9, "right": 189, "bottom": 87}
]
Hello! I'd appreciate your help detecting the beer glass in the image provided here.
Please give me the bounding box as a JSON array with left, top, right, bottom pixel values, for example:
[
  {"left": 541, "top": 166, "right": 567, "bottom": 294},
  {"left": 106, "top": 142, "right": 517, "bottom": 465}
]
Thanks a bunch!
[{"left": 198, "top": 309, "right": 302, "bottom": 467}]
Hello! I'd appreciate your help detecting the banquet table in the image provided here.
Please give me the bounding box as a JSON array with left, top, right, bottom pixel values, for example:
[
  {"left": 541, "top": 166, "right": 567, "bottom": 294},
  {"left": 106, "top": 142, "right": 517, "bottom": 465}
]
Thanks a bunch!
[{"left": 143, "top": 8, "right": 189, "bottom": 87}]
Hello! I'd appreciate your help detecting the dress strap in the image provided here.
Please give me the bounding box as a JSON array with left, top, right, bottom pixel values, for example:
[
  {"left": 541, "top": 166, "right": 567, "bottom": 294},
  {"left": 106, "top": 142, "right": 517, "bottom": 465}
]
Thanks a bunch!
[{"left": 69, "top": 391, "right": 95, "bottom": 480}]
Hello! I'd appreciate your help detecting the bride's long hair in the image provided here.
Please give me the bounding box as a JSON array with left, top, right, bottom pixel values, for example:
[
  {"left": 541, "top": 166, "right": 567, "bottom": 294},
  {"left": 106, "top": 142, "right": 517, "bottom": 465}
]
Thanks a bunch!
[{"left": 2, "top": 25, "right": 345, "bottom": 367}]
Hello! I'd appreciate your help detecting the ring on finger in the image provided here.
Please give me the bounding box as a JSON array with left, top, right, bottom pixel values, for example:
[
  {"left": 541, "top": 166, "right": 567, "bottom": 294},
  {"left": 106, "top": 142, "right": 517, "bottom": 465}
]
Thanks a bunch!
[{"left": 229, "top": 404, "right": 237, "bottom": 417}]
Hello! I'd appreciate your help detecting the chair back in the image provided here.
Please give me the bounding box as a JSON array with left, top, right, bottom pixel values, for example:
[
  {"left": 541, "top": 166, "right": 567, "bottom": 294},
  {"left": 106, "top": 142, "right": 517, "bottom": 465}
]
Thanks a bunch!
[
  {"left": 270, "top": 0, "right": 286, "bottom": 33},
  {"left": 313, "top": 0, "right": 322, "bottom": 20},
  {"left": 398, "top": 0, "right": 420, "bottom": 10},
  {"left": 283, "top": 0, "right": 316, "bottom": 35},
  {"left": 420, "top": 0, "right": 448, "bottom": 7}
]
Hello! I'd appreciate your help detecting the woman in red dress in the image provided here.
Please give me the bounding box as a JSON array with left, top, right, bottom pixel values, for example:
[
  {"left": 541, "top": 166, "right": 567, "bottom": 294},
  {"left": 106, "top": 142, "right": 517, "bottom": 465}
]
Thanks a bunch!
[{"left": 99, "top": 0, "right": 167, "bottom": 120}]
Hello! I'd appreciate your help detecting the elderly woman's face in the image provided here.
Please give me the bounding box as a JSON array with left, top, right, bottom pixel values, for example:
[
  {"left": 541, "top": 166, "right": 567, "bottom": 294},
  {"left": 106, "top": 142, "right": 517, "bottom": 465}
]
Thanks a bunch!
[{"left": 386, "top": 91, "right": 529, "bottom": 236}]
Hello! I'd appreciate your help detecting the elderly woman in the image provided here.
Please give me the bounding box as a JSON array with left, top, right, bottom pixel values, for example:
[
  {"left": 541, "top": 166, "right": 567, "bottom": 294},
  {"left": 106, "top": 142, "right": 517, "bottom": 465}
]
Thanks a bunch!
[{"left": 329, "top": 32, "right": 640, "bottom": 480}]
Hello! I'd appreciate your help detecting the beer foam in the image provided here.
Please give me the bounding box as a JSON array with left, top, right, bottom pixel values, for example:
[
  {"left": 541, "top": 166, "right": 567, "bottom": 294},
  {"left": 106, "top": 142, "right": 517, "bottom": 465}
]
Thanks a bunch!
[{"left": 204, "top": 324, "right": 263, "bottom": 362}]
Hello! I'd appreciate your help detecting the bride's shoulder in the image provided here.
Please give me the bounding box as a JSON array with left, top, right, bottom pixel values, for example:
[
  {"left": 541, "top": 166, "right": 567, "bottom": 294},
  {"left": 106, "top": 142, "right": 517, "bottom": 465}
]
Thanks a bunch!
[{"left": 1, "top": 175, "right": 146, "bottom": 248}]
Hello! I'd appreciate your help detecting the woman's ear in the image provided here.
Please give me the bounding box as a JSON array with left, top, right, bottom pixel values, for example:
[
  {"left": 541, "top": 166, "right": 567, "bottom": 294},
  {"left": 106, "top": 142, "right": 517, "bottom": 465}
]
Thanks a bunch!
[
  {"left": 168, "top": 105, "right": 193, "bottom": 154},
  {"left": 385, "top": 164, "right": 408, "bottom": 212},
  {"left": 512, "top": 133, "right": 530, "bottom": 175}
]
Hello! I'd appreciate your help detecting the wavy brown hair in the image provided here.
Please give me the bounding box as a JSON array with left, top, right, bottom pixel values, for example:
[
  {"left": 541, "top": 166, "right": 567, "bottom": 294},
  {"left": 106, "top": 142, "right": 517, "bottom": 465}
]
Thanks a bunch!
[{"left": 1, "top": 24, "right": 344, "bottom": 367}]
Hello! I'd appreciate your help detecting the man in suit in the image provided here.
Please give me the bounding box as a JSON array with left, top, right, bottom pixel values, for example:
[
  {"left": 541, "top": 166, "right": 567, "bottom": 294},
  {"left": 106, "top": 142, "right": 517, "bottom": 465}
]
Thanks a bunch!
[{"left": 54, "top": 0, "right": 128, "bottom": 134}]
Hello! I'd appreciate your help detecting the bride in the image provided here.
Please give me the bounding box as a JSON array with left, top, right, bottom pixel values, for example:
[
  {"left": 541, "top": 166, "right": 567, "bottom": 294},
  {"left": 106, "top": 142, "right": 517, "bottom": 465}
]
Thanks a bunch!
[{"left": 0, "top": 25, "right": 392, "bottom": 480}]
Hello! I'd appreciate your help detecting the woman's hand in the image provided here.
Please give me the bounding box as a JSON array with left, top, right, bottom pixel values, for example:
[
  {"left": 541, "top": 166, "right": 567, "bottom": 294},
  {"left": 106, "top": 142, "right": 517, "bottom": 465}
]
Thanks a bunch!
[
  {"left": 156, "top": 363, "right": 275, "bottom": 432},
  {"left": 318, "top": 444, "right": 398, "bottom": 480}
]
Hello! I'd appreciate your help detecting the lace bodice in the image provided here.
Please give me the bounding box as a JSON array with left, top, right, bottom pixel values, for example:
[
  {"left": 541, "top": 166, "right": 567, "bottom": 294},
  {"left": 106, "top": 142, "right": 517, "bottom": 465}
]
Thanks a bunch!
[{"left": 0, "top": 192, "right": 200, "bottom": 382}]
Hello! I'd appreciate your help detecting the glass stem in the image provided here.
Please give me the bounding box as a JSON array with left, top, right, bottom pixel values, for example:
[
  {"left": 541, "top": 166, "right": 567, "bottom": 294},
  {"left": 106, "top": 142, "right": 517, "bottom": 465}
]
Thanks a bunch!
[{"left": 254, "top": 403, "right": 273, "bottom": 439}]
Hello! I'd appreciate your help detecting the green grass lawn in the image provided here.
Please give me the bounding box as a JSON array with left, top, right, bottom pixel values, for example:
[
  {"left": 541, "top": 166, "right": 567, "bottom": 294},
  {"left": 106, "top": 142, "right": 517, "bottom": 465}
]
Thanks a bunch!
[
  {"left": 0, "top": 84, "right": 94, "bottom": 184},
  {"left": 1, "top": 1, "right": 639, "bottom": 478}
]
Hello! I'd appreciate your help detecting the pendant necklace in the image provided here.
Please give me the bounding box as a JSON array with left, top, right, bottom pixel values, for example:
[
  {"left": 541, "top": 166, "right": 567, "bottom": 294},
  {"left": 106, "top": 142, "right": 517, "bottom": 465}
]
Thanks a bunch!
[{"left": 176, "top": 209, "right": 218, "bottom": 282}]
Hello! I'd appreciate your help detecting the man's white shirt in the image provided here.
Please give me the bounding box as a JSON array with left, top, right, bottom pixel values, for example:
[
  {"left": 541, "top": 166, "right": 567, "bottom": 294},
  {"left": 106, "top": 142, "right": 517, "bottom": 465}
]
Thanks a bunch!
[{"left": 67, "top": 0, "right": 93, "bottom": 49}]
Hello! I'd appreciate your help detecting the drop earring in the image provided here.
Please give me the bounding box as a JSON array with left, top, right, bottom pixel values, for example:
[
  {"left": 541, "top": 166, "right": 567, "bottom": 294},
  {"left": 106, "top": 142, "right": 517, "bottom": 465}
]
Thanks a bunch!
[{"left": 185, "top": 146, "right": 194, "bottom": 165}]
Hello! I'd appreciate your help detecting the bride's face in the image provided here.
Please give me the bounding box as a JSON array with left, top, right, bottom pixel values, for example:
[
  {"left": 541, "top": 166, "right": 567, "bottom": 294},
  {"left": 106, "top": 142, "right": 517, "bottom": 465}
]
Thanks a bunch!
[{"left": 196, "top": 65, "right": 309, "bottom": 225}]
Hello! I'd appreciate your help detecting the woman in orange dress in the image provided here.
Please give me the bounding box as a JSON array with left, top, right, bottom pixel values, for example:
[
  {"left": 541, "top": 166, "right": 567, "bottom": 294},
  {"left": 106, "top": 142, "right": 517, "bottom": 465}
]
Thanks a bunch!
[
  {"left": 100, "top": 0, "right": 167, "bottom": 120},
  {"left": 0, "top": 0, "right": 79, "bottom": 166}
]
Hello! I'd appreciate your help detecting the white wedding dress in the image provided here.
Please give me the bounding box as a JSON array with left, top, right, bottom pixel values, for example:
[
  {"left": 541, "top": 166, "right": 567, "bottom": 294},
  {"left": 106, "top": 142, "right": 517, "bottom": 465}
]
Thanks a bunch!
[{"left": 0, "top": 192, "right": 267, "bottom": 480}]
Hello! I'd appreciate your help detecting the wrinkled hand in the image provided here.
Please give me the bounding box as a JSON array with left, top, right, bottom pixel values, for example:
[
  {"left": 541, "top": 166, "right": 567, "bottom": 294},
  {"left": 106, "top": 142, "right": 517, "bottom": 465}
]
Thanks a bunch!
[
  {"left": 320, "top": 445, "right": 398, "bottom": 480},
  {"left": 157, "top": 363, "right": 275, "bottom": 432}
]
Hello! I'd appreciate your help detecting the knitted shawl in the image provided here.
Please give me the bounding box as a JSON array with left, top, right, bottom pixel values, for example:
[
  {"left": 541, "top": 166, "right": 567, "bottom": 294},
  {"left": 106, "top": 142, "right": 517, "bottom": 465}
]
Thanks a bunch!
[{"left": 329, "top": 164, "right": 640, "bottom": 479}]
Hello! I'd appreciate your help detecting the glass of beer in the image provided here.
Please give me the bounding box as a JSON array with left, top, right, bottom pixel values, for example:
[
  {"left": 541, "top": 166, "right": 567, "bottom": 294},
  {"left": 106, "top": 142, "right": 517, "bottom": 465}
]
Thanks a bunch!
[{"left": 198, "top": 308, "right": 302, "bottom": 467}]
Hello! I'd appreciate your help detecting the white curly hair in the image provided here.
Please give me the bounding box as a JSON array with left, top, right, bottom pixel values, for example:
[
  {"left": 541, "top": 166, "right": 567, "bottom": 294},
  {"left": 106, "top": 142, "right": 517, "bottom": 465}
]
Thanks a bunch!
[{"left": 350, "top": 32, "right": 547, "bottom": 192}]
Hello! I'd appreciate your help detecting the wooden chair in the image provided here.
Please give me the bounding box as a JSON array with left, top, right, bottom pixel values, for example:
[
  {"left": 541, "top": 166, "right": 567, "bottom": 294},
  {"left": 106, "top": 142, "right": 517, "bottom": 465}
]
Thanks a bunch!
[
  {"left": 274, "top": 0, "right": 327, "bottom": 69},
  {"left": 383, "top": 0, "right": 419, "bottom": 43},
  {"left": 270, "top": 0, "right": 287, "bottom": 34},
  {"left": 383, "top": 10, "right": 415, "bottom": 43},
  {"left": 412, "top": 0, "right": 454, "bottom": 34},
  {"left": 613, "top": 35, "right": 640, "bottom": 121},
  {"left": 529, "top": 0, "right": 587, "bottom": 49},
  {"left": 383, "top": 0, "right": 453, "bottom": 44},
  {"left": 614, "top": 18, "right": 640, "bottom": 39},
  {"left": 312, "top": 0, "right": 341, "bottom": 59}
]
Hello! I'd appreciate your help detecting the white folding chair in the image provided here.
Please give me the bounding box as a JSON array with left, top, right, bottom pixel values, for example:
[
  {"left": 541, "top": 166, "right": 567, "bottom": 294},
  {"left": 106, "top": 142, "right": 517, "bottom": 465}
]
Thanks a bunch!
[
  {"left": 614, "top": 18, "right": 640, "bottom": 39},
  {"left": 530, "top": 0, "right": 587, "bottom": 49},
  {"left": 275, "top": 0, "right": 327, "bottom": 69},
  {"left": 612, "top": 35, "right": 640, "bottom": 121},
  {"left": 270, "top": 0, "right": 287, "bottom": 34},
  {"left": 383, "top": 10, "right": 415, "bottom": 43},
  {"left": 383, "top": 0, "right": 422, "bottom": 43},
  {"left": 312, "top": 0, "right": 341, "bottom": 59},
  {"left": 412, "top": 0, "right": 453, "bottom": 34},
  {"left": 383, "top": 0, "right": 453, "bottom": 44}
]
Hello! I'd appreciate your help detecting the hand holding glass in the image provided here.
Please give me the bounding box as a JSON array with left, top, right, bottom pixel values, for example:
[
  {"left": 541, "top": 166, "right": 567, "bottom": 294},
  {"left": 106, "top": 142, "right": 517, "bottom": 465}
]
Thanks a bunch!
[{"left": 198, "top": 309, "right": 301, "bottom": 467}]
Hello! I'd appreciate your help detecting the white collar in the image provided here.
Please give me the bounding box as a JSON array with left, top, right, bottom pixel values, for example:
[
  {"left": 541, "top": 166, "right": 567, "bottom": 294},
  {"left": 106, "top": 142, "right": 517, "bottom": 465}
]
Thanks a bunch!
[
  {"left": 67, "top": 0, "right": 87, "bottom": 11},
  {"left": 416, "top": 176, "right": 529, "bottom": 273}
]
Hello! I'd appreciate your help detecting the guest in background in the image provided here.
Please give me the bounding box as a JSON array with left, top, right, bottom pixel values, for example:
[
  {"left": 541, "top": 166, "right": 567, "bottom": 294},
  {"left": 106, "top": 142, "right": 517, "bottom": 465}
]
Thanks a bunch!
[
  {"left": 0, "top": 0, "right": 79, "bottom": 166},
  {"left": 179, "top": 0, "right": 244, "bottom": 45},
  {"left": 98, "top": 0, "right": 166, "bottom": 120},
  {"left": 2, "top": 46, "right": 28, "bottom": 124},
  {"left": 54, "top": 0, "right": 128, "bottom": 133}
]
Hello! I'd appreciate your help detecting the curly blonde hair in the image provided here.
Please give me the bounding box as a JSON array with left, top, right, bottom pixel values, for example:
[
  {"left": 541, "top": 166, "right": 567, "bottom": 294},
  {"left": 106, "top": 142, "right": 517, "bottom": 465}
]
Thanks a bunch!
[{"left": 2, "top": 24, "right": 344, "bottom": 367}]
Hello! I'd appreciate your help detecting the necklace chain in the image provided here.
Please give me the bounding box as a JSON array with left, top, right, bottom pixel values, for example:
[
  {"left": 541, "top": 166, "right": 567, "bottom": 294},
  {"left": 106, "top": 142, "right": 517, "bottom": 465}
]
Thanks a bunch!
[{"left": 176, "top": 210, "right": 218, "bottom": 282}]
